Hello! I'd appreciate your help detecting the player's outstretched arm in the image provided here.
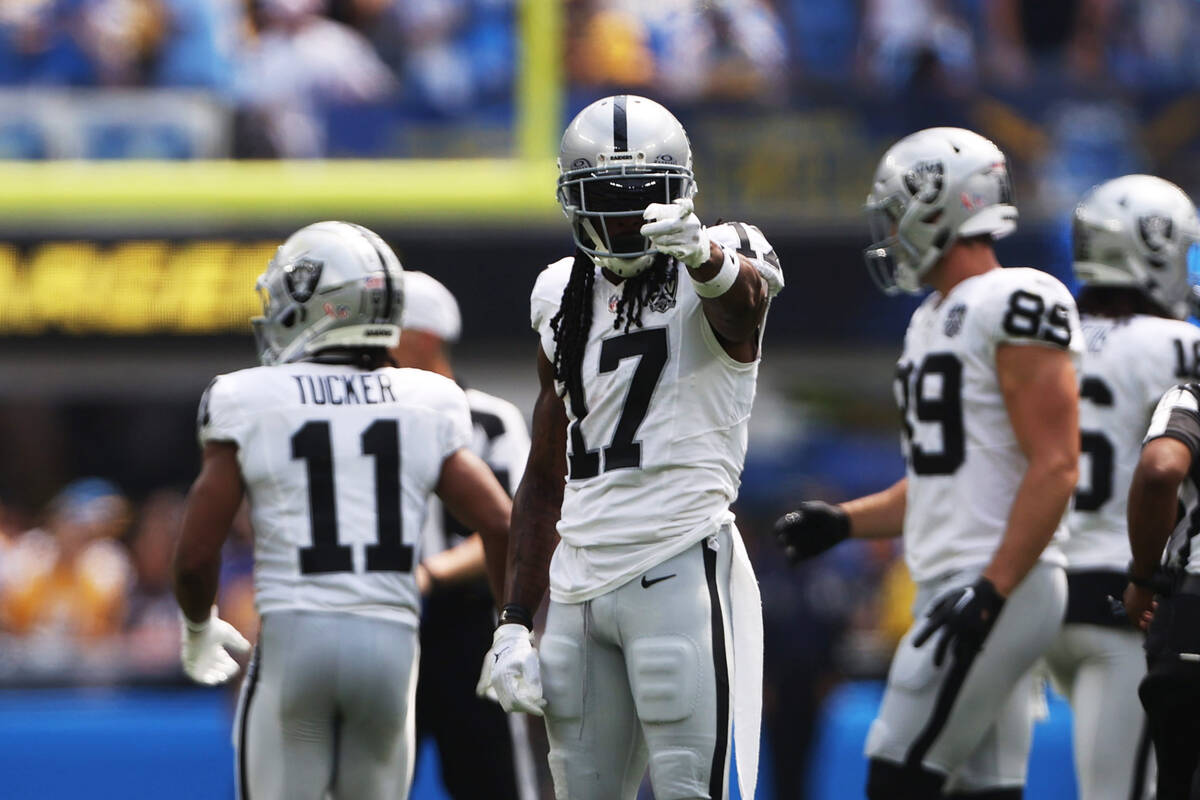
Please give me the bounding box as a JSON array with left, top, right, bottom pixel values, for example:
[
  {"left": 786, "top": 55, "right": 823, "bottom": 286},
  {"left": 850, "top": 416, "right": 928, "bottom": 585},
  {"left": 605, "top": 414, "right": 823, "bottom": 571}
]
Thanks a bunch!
[
  {"left": 687, "top": 236, "right": 767, "bottom": 347},
  {"left": 690, "top": 247, "right": 767, "bottom": 356},
  {"left": 174, "top": 442, "right": 244, "bottom": 624},
  {"left": 416, "top": 534, "right": 486, "bottom": 594},
  {"left": 1125, "top": 437, "right": 1192, "bottom": 628},
  {"left": 640, "top": 199, "right": 768, "bottom": 357},
  {"left": 841, "top": 478, "right": 908, "bottom": 539},
  {"left": 774, "top": 478, "right": 906, "bottom": 563},
  {"left": 985, "top": 344, "right": 1080, "bottom": 597},
  {"left": 174, "top": 441, "right": 251, "bottom": 685},
  {"left": 502, "top": 348, "right": 567, "bottom": 619},
  {"left": 436, "top": 449, "right": 512, "bottom": 606}
]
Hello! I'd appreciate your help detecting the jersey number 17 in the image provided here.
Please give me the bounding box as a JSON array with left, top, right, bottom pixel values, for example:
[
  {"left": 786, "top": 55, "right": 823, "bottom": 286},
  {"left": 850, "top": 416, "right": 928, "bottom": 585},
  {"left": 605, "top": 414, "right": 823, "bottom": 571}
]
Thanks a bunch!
[{"left": 566, "top": 327, "right": 669, "bottom": 480}]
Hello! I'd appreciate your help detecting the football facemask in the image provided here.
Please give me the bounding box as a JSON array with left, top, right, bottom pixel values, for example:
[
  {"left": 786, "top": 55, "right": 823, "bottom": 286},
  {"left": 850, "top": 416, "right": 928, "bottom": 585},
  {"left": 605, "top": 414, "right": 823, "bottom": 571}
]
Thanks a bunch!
[{"left": 560, "top": 166, "right": 694, "bottom": 260}]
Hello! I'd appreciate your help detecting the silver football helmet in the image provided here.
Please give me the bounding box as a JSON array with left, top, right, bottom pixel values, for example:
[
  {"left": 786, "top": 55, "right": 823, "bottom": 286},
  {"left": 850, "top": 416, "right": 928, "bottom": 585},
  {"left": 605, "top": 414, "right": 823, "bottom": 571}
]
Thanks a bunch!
[
  {"left": 1073, "top": 174, "right": 1200, "bottom": 320},
  {"left": 557, "top": 94, "right": 696, "bottom": 277},
  {"left": 864, "top": 127, "right": 1017, "bottom": 294},
  {"left": 252, "top": 221, "right": 404, "bottom": 366}
]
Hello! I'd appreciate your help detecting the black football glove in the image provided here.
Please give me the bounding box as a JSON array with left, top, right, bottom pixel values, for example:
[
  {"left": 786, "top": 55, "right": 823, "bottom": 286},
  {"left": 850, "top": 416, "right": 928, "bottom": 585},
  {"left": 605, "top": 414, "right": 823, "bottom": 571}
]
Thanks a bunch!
[
  {"left": 912, "top": 577, "right": 1005, "bottom": 667},
  {"left": 773, "top": 501, "right": 850, "bottom": 563}
]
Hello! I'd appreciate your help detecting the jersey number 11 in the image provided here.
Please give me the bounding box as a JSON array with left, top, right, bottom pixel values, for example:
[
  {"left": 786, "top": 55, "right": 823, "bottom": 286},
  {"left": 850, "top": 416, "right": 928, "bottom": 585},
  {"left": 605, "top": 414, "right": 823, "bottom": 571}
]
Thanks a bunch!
[{"left": 292, "top": 420, "right": 412, "bottom": 575}]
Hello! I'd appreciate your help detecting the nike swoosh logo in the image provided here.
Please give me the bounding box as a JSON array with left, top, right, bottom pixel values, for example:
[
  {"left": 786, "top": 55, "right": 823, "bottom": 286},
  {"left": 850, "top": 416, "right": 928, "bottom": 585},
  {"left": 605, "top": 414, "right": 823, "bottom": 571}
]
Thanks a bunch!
[{"left": 641, "top": 573, "right": 676, "bottom": 589}]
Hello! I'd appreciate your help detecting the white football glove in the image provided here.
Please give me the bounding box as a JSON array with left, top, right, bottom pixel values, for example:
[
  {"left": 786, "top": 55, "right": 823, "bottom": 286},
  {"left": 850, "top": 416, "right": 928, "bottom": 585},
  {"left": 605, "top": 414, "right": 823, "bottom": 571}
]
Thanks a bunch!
[
  {"left": 180, "top": 607, "right": 251, "bottom": 686},
  {"left": 484, "top": 623, "right": 545, "bottom": 715},
  {"left": 640, "top": 197, "right": 711, "bottom": 268},
  {"left": 475, "top": 646, "right": 500, "bottom": 704}
]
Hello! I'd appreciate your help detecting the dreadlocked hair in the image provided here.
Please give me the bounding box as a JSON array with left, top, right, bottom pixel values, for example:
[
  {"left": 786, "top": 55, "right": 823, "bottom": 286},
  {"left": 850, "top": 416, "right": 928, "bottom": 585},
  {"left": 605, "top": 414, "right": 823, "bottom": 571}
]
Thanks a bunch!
[
  {"left": 1077, "top": 285, "right": 1169, "bottom": 319},
  {"left": 550, "top": 250, "right": 674, "bottom": 402}
]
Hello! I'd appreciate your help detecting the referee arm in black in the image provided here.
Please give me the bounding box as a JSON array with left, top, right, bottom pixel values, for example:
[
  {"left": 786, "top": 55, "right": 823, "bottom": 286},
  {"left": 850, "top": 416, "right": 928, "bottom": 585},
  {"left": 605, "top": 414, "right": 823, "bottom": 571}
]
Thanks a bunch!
[{"left": 1126, "top": 437, "right": 1195, "bottom": 629}]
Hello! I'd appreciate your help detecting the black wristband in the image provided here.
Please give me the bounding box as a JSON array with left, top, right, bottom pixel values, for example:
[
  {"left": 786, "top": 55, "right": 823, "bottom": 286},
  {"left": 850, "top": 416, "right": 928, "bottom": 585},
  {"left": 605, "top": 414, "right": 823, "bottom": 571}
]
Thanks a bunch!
[
  {"left": 499, "top": 603, "right": 534, "bottom": 630},
  {"left": 1128, "top": 561, "right": 1159, "bottom": 590}
]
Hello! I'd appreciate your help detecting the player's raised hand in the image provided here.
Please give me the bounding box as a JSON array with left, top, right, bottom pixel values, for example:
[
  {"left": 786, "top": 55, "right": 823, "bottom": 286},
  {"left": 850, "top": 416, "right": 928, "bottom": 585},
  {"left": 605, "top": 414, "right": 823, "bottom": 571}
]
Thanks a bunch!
[
  {"left": 640, "top": 197, "right": 710, "bottom": 268},
  {"left": 912, "top": 578, "right": 1005, "bottom": 667},
  {"left": 773, "top": 501, "right": 850, "bottom": 563},
  {"left": 485, "top": 623, "right": 546, "bottom": 715},
  {"left": 180, "top": 607, "right": 251, "bottom": 686}
]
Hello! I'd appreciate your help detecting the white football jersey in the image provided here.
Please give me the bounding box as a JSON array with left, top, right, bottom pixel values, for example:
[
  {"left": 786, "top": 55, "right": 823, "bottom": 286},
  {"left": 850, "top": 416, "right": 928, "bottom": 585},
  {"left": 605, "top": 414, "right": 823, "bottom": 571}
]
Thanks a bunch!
[
  {"left": 1066, "top": 314, "right": 1200, "bottom": 571},
  {"left": 419, "top": 387, "right": 530, "bottom": 557},
  {"left": 897, "top": 267, "right": 1083, "bottom": 583},
  {"left": 532, "top": 223, "right": 784, "bottom": 603},
  {"left": 198, "top": 362, "right": 473, "bottom": 627}
]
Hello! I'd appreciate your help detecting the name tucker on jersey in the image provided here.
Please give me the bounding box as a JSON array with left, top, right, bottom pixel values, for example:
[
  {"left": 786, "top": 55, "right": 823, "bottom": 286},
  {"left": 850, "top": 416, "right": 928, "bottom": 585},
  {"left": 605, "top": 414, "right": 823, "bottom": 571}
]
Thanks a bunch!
[{"left": 292, "top": 373, "right": 398, "bottom": 405}]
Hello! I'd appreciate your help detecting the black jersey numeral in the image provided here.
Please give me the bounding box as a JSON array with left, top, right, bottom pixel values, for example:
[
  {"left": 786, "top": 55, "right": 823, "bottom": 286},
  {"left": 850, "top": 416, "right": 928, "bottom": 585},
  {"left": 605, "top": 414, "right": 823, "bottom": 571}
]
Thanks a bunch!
[
  {"left": 362, "top": 420, "right": 412, "bottom": 571},
  {"left": 567, "top": 327, "right": 669, "bottom": 480},
  {"left": 1002, "top": 290, "right": 1072, "bottom": 347},
  {"left": 897, "top": 353, "right": 965, "bottom": 476},
  {"left": 1173, "top": 338, "right": 1200, "bottom": 379},
  {"left": 1074, "top": 376, "right": 1115, "bottom": 512},
  {"left": 565, "top": 379, "right": 601, "bottom": 480},
  {"left": 292, "top": 419, "right": 412, "bottom": 575},
  {"left": 444, "top": 410, "right": 511, "bottom": 540}
]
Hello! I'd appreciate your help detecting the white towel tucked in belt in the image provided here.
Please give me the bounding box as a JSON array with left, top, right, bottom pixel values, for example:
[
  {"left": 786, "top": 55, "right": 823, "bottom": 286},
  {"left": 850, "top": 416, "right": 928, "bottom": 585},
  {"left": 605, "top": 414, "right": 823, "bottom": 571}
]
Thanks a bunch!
[{"left": 728, "top": 522, "right": 763, "bottom": 799}]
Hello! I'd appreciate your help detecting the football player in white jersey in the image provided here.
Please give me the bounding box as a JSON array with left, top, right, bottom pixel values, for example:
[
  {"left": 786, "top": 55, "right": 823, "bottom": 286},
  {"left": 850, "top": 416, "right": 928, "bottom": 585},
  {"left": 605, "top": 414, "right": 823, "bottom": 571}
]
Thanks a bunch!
[
  {"left": 481, "top": 95, "right": 783, "bottom": 800},
  {"left": 390, "top": 271, "right": 538, "bottom": 800},
  {"left": 1040, "top": 175, "right": 1200, "bottom": 800},
  {"left": 775, "top": 127, "right": 1082, "bottom": 798},
  {"left": 172, "top": 222, "right": 513, "bottom": 800}
]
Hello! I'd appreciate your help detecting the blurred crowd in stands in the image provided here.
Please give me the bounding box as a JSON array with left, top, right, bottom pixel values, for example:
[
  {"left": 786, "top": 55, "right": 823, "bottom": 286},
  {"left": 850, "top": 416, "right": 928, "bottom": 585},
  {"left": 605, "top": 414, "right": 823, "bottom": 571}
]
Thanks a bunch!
[
  {"left": 0, "top": 464, "right": 913, "bottom": 795},
  {"left": 0, "top": 477, "right": 256, "bottom": 685},
  {"left": 6, "top": 0, "right": 1200, "bottom": 98},
  {"left": 0, "top": 0, "right": 515, "bottom": 156},
  {"left": 1, "top": 0, "right": 1199, "bottom": 157}
]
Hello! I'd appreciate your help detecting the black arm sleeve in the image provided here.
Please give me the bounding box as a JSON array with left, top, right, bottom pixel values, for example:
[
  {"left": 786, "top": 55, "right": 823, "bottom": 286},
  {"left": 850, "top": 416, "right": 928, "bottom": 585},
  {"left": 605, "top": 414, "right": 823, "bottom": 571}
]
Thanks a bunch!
[{"left": 1153, "top": 408, "right": 1200, "bottom": 459}]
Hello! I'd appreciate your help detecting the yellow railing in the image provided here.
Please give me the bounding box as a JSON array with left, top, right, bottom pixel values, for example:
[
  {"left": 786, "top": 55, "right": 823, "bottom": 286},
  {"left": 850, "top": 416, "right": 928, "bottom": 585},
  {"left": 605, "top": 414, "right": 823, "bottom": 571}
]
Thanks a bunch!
[
  {"left": 0, "top": 1, "right": 565, "bottom": 227},
  {"left": 517, "top": 0, "right": 564, "bottom": 162},
  {"left": 0, "top": 159, "right": 561, "bottom": 226}
]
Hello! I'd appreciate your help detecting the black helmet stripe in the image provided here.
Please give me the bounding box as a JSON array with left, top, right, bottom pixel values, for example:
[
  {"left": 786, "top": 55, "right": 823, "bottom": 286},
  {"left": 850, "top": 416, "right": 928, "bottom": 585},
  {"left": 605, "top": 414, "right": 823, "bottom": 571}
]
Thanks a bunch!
[
  {"left": 613, "top": 95, "right": 627, "bottom": 152},
  {"left": 347, "top": 222, "right": 395, "bottom": 324}
]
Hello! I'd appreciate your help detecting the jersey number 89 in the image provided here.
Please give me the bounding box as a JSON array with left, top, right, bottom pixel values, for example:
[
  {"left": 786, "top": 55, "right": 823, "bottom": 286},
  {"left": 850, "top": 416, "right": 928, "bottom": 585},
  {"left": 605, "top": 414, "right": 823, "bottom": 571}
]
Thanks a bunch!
[
  {"left": 896, "top": 353, "right": 965, "bottom": 475},
  {"left": 1001, "top": 290, "right": 1072, "bottom": 347}
]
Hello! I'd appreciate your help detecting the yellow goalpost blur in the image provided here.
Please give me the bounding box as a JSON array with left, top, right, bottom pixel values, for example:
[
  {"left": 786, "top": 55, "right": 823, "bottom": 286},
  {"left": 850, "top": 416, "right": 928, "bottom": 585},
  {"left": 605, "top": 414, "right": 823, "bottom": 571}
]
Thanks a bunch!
[{"left": 0, "top": 0, "right": 564, "bottom": 227}]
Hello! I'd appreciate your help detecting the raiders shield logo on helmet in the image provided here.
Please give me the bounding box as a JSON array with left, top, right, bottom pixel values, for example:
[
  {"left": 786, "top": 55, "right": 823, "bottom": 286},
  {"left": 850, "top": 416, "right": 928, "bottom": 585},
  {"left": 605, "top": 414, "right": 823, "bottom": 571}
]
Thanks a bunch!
[
  {"left": 284, "top": 257, "right": 323, "bottom": 303},
  {"left": 1138, "top": 214, "right": 1174, "bottom": 253},
  {"left": 903, "top": 160, "right": 944, "bottom": 204}
]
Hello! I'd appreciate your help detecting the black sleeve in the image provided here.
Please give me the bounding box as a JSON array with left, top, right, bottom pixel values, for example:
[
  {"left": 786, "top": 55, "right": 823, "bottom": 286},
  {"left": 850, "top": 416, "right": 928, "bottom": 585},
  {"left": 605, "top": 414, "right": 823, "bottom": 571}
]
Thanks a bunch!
[{"left": 1156, "top": 408, "right": 1200, "bottom": 459}]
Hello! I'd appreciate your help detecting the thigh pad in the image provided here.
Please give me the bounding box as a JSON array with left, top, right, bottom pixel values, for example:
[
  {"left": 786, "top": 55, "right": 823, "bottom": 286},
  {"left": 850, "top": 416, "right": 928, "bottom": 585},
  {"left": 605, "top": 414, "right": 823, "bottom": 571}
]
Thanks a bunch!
[
  {"left": 628, "top": 635, "right": 700, "bottom": 724},
  {"left": 540, "top": 635, "right": 584, "bottom": 721}
]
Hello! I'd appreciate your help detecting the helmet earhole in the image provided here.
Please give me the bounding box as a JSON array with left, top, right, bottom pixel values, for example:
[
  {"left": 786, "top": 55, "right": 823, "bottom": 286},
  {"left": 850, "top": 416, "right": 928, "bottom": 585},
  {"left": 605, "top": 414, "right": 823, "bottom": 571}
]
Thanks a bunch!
[{"left": 281, "top": 309, "right": 296, "bottom": 328}]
